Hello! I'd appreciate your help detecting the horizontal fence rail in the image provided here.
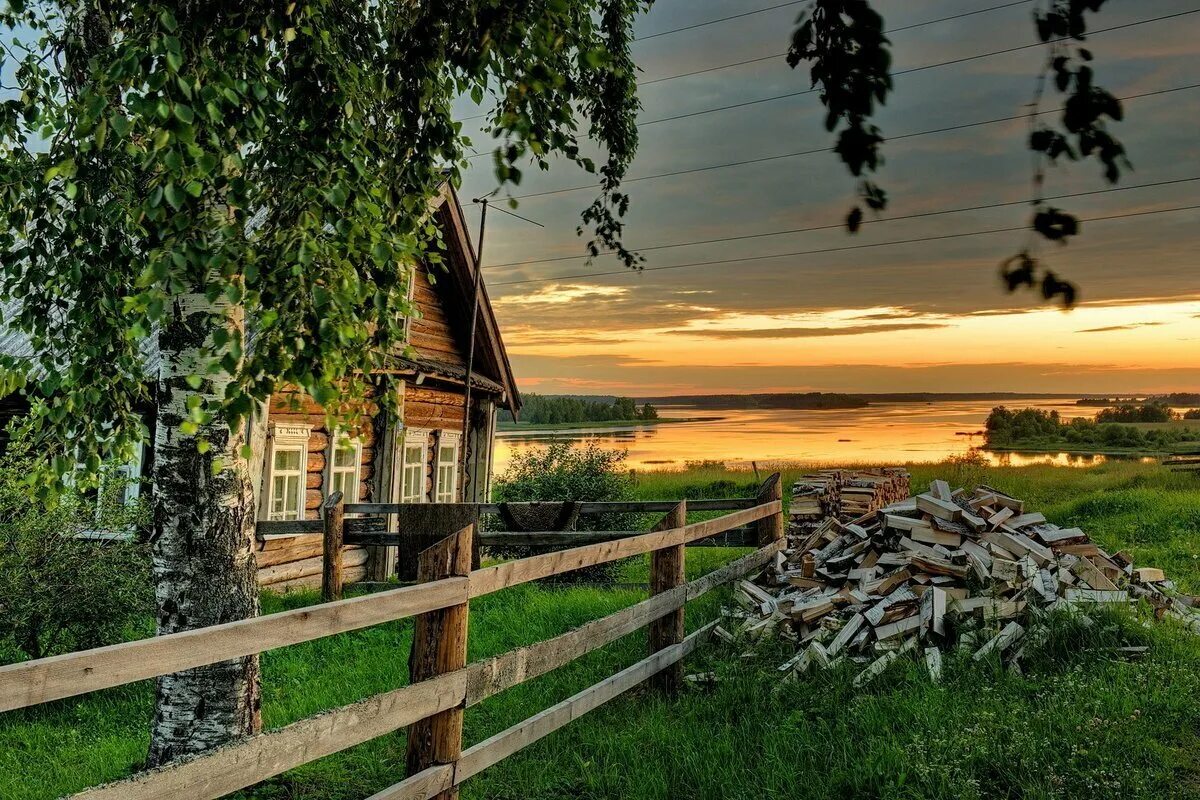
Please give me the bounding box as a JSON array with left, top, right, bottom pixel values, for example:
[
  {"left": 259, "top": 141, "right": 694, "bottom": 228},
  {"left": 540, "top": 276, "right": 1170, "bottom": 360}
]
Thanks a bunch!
[
  {"left": 340, "top": 497, "right": 759, "bottom": 516},
  {"left": 3, "top": 474, "right": 784, "bottom": 800},
  {"left": 0, "top": 577, "right": 469, "bottom": 713},
  {"left": 372, "top": 623, "right": 720, "bottom": 800},
  {"left": 67, "top": 542, "right": 782, "bottom": 800}
]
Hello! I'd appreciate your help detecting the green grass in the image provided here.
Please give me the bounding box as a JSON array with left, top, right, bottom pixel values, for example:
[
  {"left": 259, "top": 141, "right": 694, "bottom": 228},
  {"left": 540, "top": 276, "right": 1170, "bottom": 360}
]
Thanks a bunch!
[{"left": 3, "top": 460, "right": 1200, "bottom": 799}]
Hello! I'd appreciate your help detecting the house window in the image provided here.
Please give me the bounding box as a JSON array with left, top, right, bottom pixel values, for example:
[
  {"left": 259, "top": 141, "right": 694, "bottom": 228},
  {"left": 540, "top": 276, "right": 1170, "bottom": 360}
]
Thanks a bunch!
[
  {"left": 434, "top": 432, "right": 460, "bottom": 503},
  {"left": 264, "top": 424, "right": 311, "bottom": 521},
  {"left": 326, "top": 433, "right": 362, "bottom": 504},
  {"left": 400, "top": 428, "right": 428, "bottom": 503}
]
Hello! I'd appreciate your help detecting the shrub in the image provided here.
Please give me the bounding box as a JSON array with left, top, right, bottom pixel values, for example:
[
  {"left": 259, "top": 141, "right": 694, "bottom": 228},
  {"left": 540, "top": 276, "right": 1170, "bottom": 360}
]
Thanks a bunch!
[
  {"left": 0, "top": 434, "right": 151, "bottom": 663},
  {"left": 491, "top": 441, "right": 637, "bottom": 583}
]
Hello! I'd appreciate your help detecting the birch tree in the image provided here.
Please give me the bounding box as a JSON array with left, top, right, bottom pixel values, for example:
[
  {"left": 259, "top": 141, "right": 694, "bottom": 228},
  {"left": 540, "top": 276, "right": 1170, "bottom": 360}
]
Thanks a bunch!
[{"left": 0, "top": 0, "right": 649, "bottom": 764}]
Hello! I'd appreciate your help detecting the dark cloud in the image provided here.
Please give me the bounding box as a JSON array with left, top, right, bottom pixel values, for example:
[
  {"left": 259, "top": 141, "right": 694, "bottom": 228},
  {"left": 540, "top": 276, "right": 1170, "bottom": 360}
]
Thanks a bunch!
[
  {"left": 665, "top": 322, "right": 949, "bottom": 339},
  {"left": 456, "top": 0, "right": 1200, "bottom": 392}
]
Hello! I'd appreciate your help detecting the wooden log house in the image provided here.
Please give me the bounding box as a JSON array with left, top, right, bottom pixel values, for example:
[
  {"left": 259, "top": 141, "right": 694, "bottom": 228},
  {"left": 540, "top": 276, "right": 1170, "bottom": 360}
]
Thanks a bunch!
[{"left": 0, "top": 183, "right": 521, "bottom": 584}]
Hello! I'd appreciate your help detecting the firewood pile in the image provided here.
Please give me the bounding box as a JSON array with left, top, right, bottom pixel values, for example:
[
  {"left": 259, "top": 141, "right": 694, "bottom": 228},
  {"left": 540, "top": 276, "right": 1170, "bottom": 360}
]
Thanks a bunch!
[
  {"left": 789, "top": 469, "right": 910, "bottom": 537},
  {"left": 724, "top": 479, "right": 1199, "bottom": 686}
]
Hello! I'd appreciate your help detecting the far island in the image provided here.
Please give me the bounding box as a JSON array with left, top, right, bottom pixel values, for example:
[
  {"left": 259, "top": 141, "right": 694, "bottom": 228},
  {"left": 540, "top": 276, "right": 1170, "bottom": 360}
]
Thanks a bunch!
[
  {"left": 984, "top": 404, "right": 1200, "bottom": 456},
  {"left": 499, "top": 394, "right": 705, "bottom": 430}
]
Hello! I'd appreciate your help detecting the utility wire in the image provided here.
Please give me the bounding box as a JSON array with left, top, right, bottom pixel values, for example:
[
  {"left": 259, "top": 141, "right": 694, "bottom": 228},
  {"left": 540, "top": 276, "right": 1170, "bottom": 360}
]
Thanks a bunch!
[
  {"left": 484, "top": 176, "right": 1200, "bottom": 270},
  {"left": 493, "top": 203, "right": 1200, "bottom": 287},
  {"left": 503, "top": 82, "right": 1200, "bottom": 200},
  {"left": 489, "top": 204, "right": 545, "bottom": 227},
  {"left": 640, "top": 0, "right": 1036, "bottom": 85},
  {"left": 462, "top": 7, "right": 1196, "bottom": 132},
  {"left": 637, "top": 9, "right": 1200, "bottom": 126},
  {"left": 635, "top": 1, "right": 805, "bottom": 42}
]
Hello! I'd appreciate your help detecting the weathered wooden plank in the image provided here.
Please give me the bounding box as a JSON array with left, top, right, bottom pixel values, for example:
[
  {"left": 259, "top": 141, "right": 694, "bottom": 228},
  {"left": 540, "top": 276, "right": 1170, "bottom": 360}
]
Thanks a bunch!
[
  {"left": 649, "top": 502, "right": 687, "bottom": 693},
  {"left": 353, "top": 527, "right": 759, "bottom": 549},
  {"left": 454, "top": 622, "right": 715, "bottom": 786},
  {"left": 255, "top": 536, "right": 326, "bottom": 568},
  {"left": 256, "top": 548, "right": 368, "bottom": 587},
  {"left": 462, "top": 542, "right": 778, "bottom": 707},
  {"left": 0, "top": 576, "right": 469, "bottom": 712},
  {"left": 343, "top": 498, "right": 758, "bottom": 516},
  {"left": 323, "top": 493, "right": 346, "bottom": 602},
  {"left": 405, "top": 527, "right": 473, "bottom": 800},
  {"left": 69, "top": 671, "right": 467, "bottom": 800},
  {"left": 267, "top": 565, "right": 369, "bottom": 593},
  {"left": 754, "top": 473, "right": 784, "bottom": 546},
  {"left": 256, "top": 519, "right": 325, "bottom": 536},
  {"left": 467, "top": 502, "right": 780, "bottom": 597}
]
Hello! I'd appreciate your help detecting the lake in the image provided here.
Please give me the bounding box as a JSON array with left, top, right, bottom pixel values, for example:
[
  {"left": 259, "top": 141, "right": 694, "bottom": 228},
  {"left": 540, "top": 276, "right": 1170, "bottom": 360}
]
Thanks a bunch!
[{"left": 493, "top": 398, "right": 1132, "bottom": 473}]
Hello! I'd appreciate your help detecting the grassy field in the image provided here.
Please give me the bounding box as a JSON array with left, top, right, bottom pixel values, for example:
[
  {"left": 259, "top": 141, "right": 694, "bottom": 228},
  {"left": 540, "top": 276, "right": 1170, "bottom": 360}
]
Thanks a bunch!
[{"left": 3, "top": 459, "right": 1200, "bottom": 799}]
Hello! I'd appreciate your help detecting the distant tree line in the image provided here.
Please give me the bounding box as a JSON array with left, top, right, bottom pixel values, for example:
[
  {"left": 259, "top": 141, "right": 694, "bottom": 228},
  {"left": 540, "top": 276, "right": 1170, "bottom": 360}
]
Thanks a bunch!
[
  {"left": 1077, "top": 393, "right": 1200, "bottom": 407},
  {"left": 501, "top": 394, "right": 658, "bottom": 425},
  {"left": 1095, "top": 403, "right": 1176, "bottom": 424},
  {"left": 985, "top": 406, "right": 1198, "bottom": 451}
]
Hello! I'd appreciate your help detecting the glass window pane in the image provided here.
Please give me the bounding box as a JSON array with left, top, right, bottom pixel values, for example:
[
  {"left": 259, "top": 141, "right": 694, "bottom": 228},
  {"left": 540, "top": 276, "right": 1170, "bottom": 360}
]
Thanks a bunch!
[
  {"left": 334, "top": 443, "right": 356, "bottom": 468},
  {"left": 275, "top": 448, "right": 301, "bottom": 471}
]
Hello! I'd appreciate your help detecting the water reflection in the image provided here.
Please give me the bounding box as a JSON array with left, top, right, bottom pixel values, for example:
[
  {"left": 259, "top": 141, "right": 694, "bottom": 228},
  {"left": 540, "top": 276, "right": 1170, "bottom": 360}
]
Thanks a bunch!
[{"left": 494, "top": 399, "right": 1154, "bottom": 473}]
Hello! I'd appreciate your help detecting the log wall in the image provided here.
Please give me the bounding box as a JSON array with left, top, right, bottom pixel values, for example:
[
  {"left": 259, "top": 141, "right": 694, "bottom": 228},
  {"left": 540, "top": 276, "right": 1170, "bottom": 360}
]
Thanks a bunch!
[
  {"left": 255, "top": 534, "right": 368, "bottom": 591},
  {"left": 409, "top": 261, "right": 466, "bottom": 368},
  {"left": 268, "top": 390, "right": 380, "bottom": 520}
]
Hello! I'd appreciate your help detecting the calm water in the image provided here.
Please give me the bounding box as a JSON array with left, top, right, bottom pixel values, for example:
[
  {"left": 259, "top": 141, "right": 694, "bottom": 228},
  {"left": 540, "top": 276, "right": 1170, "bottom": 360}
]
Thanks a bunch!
[{"left": 494, "top": 398, "right": 1131, "bottom": 473}]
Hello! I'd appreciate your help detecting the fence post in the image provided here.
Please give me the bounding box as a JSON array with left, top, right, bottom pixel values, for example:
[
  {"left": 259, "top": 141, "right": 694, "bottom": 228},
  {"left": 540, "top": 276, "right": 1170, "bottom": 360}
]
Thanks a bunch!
[
  {"left": 755, "top": 473, "right": 784, "bottom": 547},
  {"left": 649, "top": 500, "right": 687, "bottom": 694},
  {"left": 405, "top": 524, "right": 473, "bottom": 800},
  {"left": 322, "top": 491, "right": 345, "bottom": 602}
]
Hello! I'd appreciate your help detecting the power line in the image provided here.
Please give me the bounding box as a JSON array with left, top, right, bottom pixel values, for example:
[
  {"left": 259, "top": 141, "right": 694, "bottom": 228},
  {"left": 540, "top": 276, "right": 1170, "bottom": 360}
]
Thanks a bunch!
[
  {"left": 489, "top": 204, "right": 545, "bottom": 227},
  {"left": 636, "top": 9, "right": 1200, "bottom": 126},
  {"left": 463, "top": 7, "right": 1196, "bottom": 133},
  {"left": 640, "top": 0, "right": 1036, "bottom": 86},
  {"left": 484, "top": 176, "right": 1200, "bottom": 270},
  {"left": 635, "top": 1, "right": 804, "bottom": 42},
  {"left": 503, "top": 82, "right": 1200, "bottom": 200},
  {"left": 492, "top": 203, "right": 1200, "bottom": 287}
]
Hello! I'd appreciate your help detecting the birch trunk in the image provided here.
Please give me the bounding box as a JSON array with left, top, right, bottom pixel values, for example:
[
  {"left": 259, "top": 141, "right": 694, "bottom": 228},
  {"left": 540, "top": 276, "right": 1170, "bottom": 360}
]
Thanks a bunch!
[{"left": 147, "top": 292, "right": 261, "bottom": 767}]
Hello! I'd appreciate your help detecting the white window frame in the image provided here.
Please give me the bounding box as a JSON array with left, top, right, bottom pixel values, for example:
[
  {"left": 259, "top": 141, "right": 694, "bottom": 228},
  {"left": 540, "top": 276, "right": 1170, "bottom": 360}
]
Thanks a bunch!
[
  {"left": 399, "top": 427, "right": 429, "bottom": 503},
  {"left": 325, "top": 431, "right": 363, "bottom": 505},
  {"left": 434, "top": 431, "right": 461, "bottom": 504},
  {"left": 263, "top": 423, "right": 311, "bottom": 521}
]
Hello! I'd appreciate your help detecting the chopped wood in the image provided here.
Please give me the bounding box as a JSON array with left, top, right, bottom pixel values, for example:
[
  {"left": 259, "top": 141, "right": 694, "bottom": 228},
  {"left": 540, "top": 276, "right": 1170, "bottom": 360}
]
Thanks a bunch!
[
  {"left": 719, "top": 473, "right": 1198, "bottom": 686},
  {"left": 924, "top": 646, "right": 943, "bottom": 682},
  {"left": 1133, "top": 567, "right": 1166, "bottom": 583},
  {"left": 973, "top": 621, "right": 1024, "bottom": 661}
]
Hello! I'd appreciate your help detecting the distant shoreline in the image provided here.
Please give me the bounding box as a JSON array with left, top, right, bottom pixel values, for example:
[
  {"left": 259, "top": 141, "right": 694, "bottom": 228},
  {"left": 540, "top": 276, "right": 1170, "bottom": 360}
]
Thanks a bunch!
[
  {"left": 636, "top": 392, "right": 1084, "bottom": 411},
  {"left": 498, "top": 416, "right": 717, "bottom": 433}
]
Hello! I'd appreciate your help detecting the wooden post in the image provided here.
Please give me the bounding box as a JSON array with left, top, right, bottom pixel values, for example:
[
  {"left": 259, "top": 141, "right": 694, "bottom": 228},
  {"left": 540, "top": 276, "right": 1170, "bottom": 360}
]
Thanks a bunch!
[
  {"left": 648, "top": 500, "right": 686, "bottom": 694},
  {"left": 755, "top": 473, "right": 784, "bottom": 547},
  {"left": 322, "top": 491, "right": 345, "bottom": 602},
  {"left": 405, "top": 524, "right": 473, "bottom": 799}
]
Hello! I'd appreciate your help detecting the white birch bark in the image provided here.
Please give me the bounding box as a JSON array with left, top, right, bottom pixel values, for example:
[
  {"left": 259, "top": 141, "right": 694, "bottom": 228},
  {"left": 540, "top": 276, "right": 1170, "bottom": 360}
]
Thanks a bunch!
[{"left": 147, "top": 292, "right": 261, "bottom": 766}]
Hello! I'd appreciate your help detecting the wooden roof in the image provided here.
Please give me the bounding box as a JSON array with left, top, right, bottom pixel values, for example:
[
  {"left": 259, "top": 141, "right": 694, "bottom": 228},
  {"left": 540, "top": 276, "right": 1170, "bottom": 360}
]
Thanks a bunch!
[{"left": 421, "top": 183, "right": 522, "bottom": 413}]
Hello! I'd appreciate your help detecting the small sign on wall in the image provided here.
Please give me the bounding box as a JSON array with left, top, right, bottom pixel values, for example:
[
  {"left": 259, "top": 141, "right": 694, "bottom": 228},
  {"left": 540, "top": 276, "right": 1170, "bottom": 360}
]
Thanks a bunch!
[{"left": 274, "top": 425, "right": 311, "bottom": 439}]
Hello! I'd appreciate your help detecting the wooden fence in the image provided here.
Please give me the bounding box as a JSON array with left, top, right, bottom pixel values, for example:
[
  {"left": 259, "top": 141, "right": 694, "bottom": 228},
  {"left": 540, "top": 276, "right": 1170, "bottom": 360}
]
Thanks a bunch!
[{"left": 0, "top": 475, "right": 784, "bottom": 800}]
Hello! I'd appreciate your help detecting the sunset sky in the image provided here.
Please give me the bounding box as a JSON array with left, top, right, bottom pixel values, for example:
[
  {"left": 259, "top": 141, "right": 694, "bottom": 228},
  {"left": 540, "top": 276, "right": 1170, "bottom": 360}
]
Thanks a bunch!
[{"left": 455, "top": 0, "right": 1200, "bottom": 397}]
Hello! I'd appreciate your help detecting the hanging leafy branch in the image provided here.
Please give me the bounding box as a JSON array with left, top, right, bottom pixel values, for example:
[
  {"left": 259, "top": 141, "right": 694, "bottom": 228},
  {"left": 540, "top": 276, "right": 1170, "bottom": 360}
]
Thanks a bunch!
[
  {"left": 787, "top": 0, "right": 892, "bottom": 232},
  {"left": 0, "top": 0, "right": 653, "bottom": 491},
  {"left": 1001, "top": 0, "right": 1128, "bottom": 307},
  {"left": 787, "top": 0, "right": 1129, "bottom": 306}
]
